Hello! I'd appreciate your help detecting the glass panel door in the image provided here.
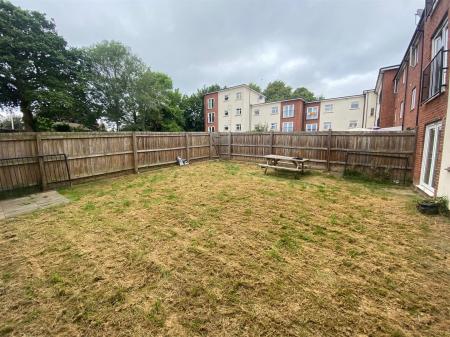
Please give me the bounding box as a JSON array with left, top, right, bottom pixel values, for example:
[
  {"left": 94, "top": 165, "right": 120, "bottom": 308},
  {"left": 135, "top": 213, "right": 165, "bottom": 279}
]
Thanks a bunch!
[{"left": 420, "top": 122, "right": 442, "bottom": 193}]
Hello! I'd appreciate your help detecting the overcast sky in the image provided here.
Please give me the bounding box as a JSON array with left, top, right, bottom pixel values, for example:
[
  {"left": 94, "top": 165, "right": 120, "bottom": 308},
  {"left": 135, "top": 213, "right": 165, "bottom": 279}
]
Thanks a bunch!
[{"left": 12, "top": 0, "right": 424, "bottom": 98}]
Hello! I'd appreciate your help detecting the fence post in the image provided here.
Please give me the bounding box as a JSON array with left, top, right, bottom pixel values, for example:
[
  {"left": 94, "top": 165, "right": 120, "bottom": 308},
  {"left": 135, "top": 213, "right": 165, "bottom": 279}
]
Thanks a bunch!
[
  {"left": 228, "top": 132, "right": 232, "bottom": 160},
  {"left": 326, "top": 129, "right": 332, "bottom": 171},
  {"left": 185, "top": 132, "right": 190, "bottom": 161},
  {"left": 132, "top": 132, "right": 139, "bottom": 173},
  {"left": 209, "top": 132, "right": 213, "bottom": 159},
  {"left": 270, "top": 131, "right": 274, "bottom": 155},
  {"left": 35, "top": 133, "right": 48, "bottom": 190}
]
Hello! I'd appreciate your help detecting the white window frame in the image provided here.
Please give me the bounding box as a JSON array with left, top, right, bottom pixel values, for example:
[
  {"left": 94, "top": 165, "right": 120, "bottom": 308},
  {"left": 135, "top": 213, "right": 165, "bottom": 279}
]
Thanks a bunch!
[
  {"left": 402, "top": 67, "right": 406, "bottom": 84},
  {"left": 432, "top": 20, "right": 448, "bottom": 88},
  {"left": 282, "top": 104, "right": 294, "bottom": 118},
  {"left": 350, "top": 101, "right": 359, "bottom": 110},
  {"left": 236, "top": 92, "right": 242, "bottom": 100},
  {"left": 411, "top": 88, "right": 416, "bottom": 110},
  {"left": 324, "top": 104, "right": 333, "bottom": 113},
  {"left": 224, "top": 95, "right": 229, "bottom": 101},
  {"left": 400, "top": 101, "right": 404, "bottom": 119},
  {"left": 306, "top": 123, "right": 318, "bottom": 132},
  {"left": 224, "top": 110, "right": 229, "bottom": 117},
  {"left": 207, "top": 98, "right": 214, "bottom": 109},
  {"left": 348, "top": 120, "right": 358, "bottom": 129},
  {"left": 394, "top": 79, "right": 399, "bottom": 93},
  {"left": 282, "top": 122, "right": 294, "bottom": 132},
  {"left": 207, "top": 126, "right": 215, "bottom": 132},
  {"left": 207, "top": 112, "right": 215, "bottom": 124},
  {"left": 271, "top": 106, "right": 278, "bottom": 114},
  {"left": 323, "top": 122, "right": 332, "bottom": 130},
  {"left": 306, "top": 106, "right": 319, "bottom": 120},
  {"left": 410, "top": 41, "right": 419, "bottom": 67},
  {"left": 370, "top": 107, "right": 375, "bottom": 116},
  {"left": 236, "top": 108, "right": 242, "bottom": 116},
  {"left": 235, "top": 124, "right": 241, "bottom": 131},
  {"left": 270, "top": 123, "right": 277, "bottom": 131}
]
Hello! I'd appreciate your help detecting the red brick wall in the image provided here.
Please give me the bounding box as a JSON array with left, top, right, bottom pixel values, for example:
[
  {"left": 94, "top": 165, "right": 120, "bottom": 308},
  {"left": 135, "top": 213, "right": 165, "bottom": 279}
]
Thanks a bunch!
[
  {"left": 379, "top": 69, "right": 398, "bottom": 128},
  {"left": 393, "top": 66, "right": 407, "bottom": 127},
  {"left": 413, "top": 0, "right": 449, "bottom": 191},
  {"left": 280, "top": 99, "right": 304, "bottom": 132},
  {"left": 404, "top": 38, "right": 423, "bottom": 130},
  {"left": 204, "top": 92, "right": 219, "bottom": 132},
  {"left": 304, "top": 102, "right": 321, "bottom": 131}
]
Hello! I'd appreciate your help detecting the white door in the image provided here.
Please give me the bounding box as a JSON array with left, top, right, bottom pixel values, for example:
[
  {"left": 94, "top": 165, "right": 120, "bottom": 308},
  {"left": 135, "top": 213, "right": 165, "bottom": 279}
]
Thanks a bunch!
[{"left": 420, "top": 122, "right": 442, "bottom": 194}]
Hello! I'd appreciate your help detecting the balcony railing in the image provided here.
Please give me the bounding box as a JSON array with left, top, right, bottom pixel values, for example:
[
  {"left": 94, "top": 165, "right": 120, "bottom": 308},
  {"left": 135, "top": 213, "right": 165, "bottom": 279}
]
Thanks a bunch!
[{"left": 421, "top": 48, "right": 447, "bottom": 102}]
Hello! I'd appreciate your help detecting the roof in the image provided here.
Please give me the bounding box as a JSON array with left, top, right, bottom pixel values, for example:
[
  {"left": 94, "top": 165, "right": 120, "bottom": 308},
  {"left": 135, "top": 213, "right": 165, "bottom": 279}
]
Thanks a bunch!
[
  {"left": 205, "top": 84, "right": 266, "bottom": 97},
  {"left": 375, "top": 65, "right": 400, "bottom": 92},
  {"left": 320, "top": 93, "right": 365, "bottom": 102}
]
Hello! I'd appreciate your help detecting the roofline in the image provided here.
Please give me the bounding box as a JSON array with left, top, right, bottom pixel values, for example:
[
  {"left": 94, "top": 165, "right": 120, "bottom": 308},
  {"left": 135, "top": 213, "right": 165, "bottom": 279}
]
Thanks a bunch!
[
  {"left": 394, "top": 10, "right": 425, "bottom": 80},
  {"left": 376, "top": 65, "right": 400, "bottom": 91},
  {"left": 320, "top": 94, "right": 365, "bottom": 102},
  {"left": 204, "top": 84, "right": 266, "bottom": 97}
]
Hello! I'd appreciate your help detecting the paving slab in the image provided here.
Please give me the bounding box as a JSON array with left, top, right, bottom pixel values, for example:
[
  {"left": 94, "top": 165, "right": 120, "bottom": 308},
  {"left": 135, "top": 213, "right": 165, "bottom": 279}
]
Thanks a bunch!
[{"left": 0, "top": 191, "right": 69, "bottom": 220}]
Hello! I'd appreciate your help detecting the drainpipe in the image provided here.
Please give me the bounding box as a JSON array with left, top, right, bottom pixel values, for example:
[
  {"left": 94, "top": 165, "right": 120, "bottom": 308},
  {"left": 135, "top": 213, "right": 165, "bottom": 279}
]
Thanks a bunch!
[
  {"left": 362, "top": 91, "right": 367, "bottom": 128},
  {"left": 416, "top": 29, "right": 425, "bottom": 128}
]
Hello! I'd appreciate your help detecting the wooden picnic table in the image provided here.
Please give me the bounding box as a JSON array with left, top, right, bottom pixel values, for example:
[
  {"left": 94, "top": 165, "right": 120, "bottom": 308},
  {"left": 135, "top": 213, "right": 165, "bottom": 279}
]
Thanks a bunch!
[{"left": 259, "top": 155, "right": 309, "bottom": 176}]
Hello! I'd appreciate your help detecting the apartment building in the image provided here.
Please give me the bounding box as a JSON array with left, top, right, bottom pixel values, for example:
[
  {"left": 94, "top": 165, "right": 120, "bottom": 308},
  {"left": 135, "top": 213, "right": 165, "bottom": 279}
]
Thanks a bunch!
[
  {"left": 205, "top": 85, "right": 375, "bottom": 133},
  {"left": 376, "top": 0, "right": 449, "bottom": 201},
  {"left": 319, "top": 94, "right": 368, "bottom": 131}
]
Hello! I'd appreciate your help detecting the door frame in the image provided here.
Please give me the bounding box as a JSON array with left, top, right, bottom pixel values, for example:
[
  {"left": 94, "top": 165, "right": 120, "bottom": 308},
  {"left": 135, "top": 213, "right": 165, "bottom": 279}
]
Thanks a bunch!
[{"left": 419, "top": 121, "right": 442, "bottom": 195}]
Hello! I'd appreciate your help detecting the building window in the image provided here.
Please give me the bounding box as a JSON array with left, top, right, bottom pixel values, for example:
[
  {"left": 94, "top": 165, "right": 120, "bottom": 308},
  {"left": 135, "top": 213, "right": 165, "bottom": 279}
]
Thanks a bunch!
[
  {"left": 236, "top": 124, "right": 241, "bottom": 131},
  {"left": 422, "top": 21, "right": 448, "bottom": 102},
  {"left": 411, "top": 88, "right": 416, "bottom": 110},
  {"left": 271, "top": 106, "right": 278, "bottom": 114},
  {"left": 236, "top": 92, "right": 242, "bottom": 100},
  {"left": 394, "top": 79, "right": 399, "bottom": 93},
  {"left": 259, "top": 95, "right": 264, "bottom": 100},
  {"left": 224, "top": 110, "right": 229, "bottom": 116},
  {"left": 236, "top": 108, "right": 242, "bottom": 116},
  {"left": 207, "top": 98, "right": 214, "bottom": 109},
  {"left": 254, "top": 109, "right": 260, "bottom": 116},
  {"left": 306, "top": 123, "right": 318, "bottom": 132},
  {"left": 370, "top": 107, "right": 375, "bottom": 116},
  {"left": 350, "top": 101, "right": 359, "bottom": 110},
  {"left": 306, "top": 106, "right": 319, "bottom": 120},
  {"left": 207, "top": 112, "right": 215, "bottom": 124},
  {"left": 282, "top": 104, "right": 294, "bottom": 118},
  {"left": 224, "top": 125, "right": 229, "bottom": 131},
  {"left": 348, "top": 120, "right": 358, "bottom": 129},
  {"left": 324, "top": 104, "right": 333, "bottom": 113},
  {"left": 224, "top": 95, "right": 229, "bottom": 101},
  {"left": 400, "top": 101, "right": 404, "bottom": 119},
  {"left": 282, "top": 122, "right": 294, "bottom": 132},
  {"left": 410, "top": 41, "right": 419, "bottom": 67},
  {"left": 323, "top": 122, "right": 332, "bottom": 130},
  {"left": 208, "top": 126, "right": 215, "bottom": 132},
  {"left": 270, "top": 123, "right": 277, "bottom": 130},
  {"left": 402, "top": 67, "right": 406, "bottom": 84}
]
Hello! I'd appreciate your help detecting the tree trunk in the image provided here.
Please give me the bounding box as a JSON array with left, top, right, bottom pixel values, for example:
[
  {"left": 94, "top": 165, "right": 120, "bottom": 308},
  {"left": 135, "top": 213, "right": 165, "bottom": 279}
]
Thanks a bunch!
[{"left": 20, "top": 99, "right": 34, "bottom": 131}]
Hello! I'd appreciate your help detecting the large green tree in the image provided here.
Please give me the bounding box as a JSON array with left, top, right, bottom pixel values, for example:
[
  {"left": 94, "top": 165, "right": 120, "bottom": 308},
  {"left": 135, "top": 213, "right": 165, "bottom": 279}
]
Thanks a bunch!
[
  {"left": 182, "top": 84, "right": 221, "bottom": 131},
  {"left": 0, "top": 1, "right": 94, "bottom": 130},
  {"left": 292, "top": 87, "right": 319, "bottom": 102},
  {"left": 88, "top": 41, "right": 147, "bottom": 131},
  {"left": 248, "top": 82, "right": 262, "bottom": 93},
  {"left": 263, "top": 81, "right": 292, "bottom": 102}
]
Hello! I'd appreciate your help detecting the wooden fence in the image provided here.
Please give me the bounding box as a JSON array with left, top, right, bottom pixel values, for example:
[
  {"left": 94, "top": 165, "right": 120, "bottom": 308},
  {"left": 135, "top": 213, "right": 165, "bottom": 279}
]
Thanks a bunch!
[
  {"left": 216, "top": 130, "right": 417, "bottom": 182},
  {"left": 0, "top": 130, "right": 416, "bottom": 192}
]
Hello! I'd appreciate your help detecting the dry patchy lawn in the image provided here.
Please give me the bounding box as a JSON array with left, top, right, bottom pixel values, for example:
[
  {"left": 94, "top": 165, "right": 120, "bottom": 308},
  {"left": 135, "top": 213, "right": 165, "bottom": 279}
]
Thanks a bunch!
[{"left": 0, "top": 161, "right": 449, "bottom": 337}]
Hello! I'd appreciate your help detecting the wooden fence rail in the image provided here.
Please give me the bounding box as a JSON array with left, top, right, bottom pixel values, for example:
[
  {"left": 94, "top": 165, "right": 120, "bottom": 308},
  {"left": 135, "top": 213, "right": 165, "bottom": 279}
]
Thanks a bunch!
[{"left": 0, "top": 130, "right": 416, "bottom": 192}]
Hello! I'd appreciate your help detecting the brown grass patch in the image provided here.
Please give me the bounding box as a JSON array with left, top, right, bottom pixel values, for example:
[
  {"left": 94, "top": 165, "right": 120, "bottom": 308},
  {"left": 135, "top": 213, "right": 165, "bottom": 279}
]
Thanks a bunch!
[{"left": 0, "top": 161, "right": 449, "bottom": 336}]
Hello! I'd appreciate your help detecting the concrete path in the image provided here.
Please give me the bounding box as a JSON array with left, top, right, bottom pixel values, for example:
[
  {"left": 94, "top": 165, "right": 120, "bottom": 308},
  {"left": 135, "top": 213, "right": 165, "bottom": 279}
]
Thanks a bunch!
[{"left": 0, "top": 191, "right": 69, "bottom": 220}]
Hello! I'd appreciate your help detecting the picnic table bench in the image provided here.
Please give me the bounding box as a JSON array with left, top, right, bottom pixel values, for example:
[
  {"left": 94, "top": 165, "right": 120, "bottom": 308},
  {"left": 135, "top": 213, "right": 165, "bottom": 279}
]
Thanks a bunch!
[{"left": 259, "top": 155, "right": 309, "bottom": 177}]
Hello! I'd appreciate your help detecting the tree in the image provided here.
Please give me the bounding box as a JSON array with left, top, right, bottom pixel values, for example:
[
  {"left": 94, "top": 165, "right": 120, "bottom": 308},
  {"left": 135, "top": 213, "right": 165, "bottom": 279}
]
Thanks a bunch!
[
  {"left": 292, "top": 87, "right": 318, "bottom": 102},
  {"left": 253, "top": 123, "right": 268, "bottom": 132},
  {"left": 88, "top": 41, "right": 147, "bottom": 131},
  {"left": 248, "top": 82, "right": 262, "bottom": 93},
  {"left": 263, "top": 81, "right": 292, "bottom": 102},
  {"left": 182, "top": 84, "right": 221, "bottom": 131},
  {"left": 0, "top": 0, "right": 87, "bottom": 130}
]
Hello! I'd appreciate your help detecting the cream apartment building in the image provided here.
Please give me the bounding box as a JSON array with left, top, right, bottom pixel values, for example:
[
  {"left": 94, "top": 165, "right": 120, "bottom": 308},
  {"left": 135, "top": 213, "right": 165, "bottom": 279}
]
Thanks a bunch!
[
  {"left": 217, "top": 85, "right": 265, "bottom": 132},
  {"left": 250, "top": 102, "right": 282, "bottom": 131},
  {"left": 319, "top": 95, "right": 366, "bottom": 130}
]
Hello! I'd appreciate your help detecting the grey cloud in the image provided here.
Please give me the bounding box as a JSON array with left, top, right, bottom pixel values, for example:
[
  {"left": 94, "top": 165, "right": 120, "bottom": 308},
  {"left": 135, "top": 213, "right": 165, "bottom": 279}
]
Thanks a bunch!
[{"left": 12, "top": 0, "right": 423, "bottom": 97}]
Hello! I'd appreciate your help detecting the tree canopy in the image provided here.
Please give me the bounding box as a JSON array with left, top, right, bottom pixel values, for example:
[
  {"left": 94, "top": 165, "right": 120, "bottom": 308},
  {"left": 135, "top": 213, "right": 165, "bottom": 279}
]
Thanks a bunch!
[{"left": 263, "top": 80, "right": 320, "bottom": 102}]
